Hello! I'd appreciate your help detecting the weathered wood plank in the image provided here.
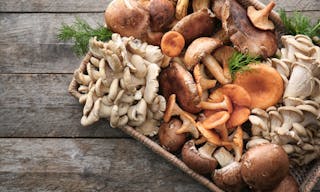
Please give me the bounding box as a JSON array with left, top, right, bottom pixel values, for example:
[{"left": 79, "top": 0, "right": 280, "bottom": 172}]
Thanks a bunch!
[
  {"left": 0, "top": 0, "right": 110, "bottom": 13},
  {"left": 1, "top": 11, "right": 319, "bottom": 45},
  {"left": 0, "top": 74, "right": 126, "bottom": 137},
  {"left": 0, "top": 0, "right": 319, "bottom": 12},
  {"left": 0, "top": 138, "right": 209, "bottom": 192},
  {"left": 260, "top": 0, "right": 320, "bottom": 11},
  {"left": 0, "top": 43, "right": 81, "bottom": 74},
  {"left": 0, "top": 13, "right": 103, "bottom": 44}
]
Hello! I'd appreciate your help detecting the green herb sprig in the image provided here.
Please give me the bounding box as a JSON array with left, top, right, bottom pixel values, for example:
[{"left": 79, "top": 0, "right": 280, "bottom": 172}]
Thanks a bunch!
[
  {"left": 58, "top": 17, "right": 112, "bottom": 56},
  {"left": 228, "top": 52, "right": 261, "bottom": 79},
  {"left": 279, "top": 9, "right": 320, "bottom": 43}
]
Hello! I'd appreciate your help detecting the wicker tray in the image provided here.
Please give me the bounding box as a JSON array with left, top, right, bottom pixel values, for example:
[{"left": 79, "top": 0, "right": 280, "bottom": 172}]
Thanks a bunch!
[{"left": 68, "top": 0, "right": 320, "bottom": 191}]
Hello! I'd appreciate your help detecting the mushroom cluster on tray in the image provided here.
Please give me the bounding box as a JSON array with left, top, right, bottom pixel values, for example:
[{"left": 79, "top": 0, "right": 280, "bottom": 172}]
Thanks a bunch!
[{"left": 71, "top": 0, "right": 319, "bottom": 191}]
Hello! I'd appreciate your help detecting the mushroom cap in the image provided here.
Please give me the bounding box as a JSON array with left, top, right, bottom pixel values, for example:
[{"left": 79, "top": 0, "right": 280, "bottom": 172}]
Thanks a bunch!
[
  {"left": 105, "top": 0, "right": 149, "bottom": 40},
  {"left": 158, "top": 118, "right": 187, "bottom": 152},
  {"left": 149, "top": 0, "right": 175, "bottom": 32},
  {"left": 247, "top": 2, "right": 275, "bottom": 31},
  {"left": 184, "top": 37, "right": 223, "bottom": 70},
  {"left": 241, "top": 143, "right": 289, "bottom": 190},
  {"left": 213, "top": 46, "right": 236, "bottom": 80},
  {"left": 213, "top": 0, "right": 278, "bottom": 58},
  {"left": 271, "top": 174, "right": 299, "bottom": 192},
  {"left": 159, "top": 62, "right": 201, "bottom": 113},
  {"left": 210, "top": 84, "right": 252, "bottom": 108},
  {"left": 234, "top": 64, "right": 284, "bottom": 109},
  {"left": 181, "top": 140, "right": 218, "bottom": 175},
  {"left": 212, "top": 162, "right": 247, "bottom": 192},
  {"left": 172, "top": 8, "right": 216, "bottom": 44},
  {"left": 227, "top": 105, "right": 250, "bottom": 128},
  {"left": 201, "top": 111, "right": 230, "bottom": 130}
]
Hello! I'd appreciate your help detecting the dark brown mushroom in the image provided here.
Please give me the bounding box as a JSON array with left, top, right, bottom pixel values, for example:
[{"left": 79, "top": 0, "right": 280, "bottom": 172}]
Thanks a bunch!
[
  {"left": 271, "top": 174, "right": 299, "bottom": 192},
  {"left": 240, "top": 143, "right": 289, "bottom": 191},
  {"left": 149, "top": 0, "right": 175, "bottom": 32},
  {"left": 159, "top": 62, "right": 201, "bottom": 113},
  {"left": 158, "top": 118, "right": 187, "bottom": 152},
  {"left": 212, "top": 0, "right": 277, "bottom": 58},
  {"left": 105, "top": 0, "right": 163, "bottom": 45},
  {"left": 172, "top": 8, "right": 217, "bottom": 44},
  {"left": 181, "top": 140, "right": 218, "bottom": 175},
  {"left": 212, "top": 161, "right": 247, "bottom": 192}
]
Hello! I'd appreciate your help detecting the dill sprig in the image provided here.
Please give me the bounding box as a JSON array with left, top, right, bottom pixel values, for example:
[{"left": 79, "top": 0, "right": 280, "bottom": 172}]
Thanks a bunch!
[
  {"left": 228, "top": 52, "right": 261, "bottom": 79},
  {"left": 279, "top": 9, "right": 320, "bottom": 40},
  {"left": 58, "top": 17, "right": 112, "bottom": 56}
]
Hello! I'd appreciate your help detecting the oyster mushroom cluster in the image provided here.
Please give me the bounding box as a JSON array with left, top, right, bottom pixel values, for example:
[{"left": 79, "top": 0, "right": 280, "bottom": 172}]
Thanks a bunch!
[
  {"left": 248, "top": 35, "right": 320, "bottom": 165},
  {"left": 74, "top": 33, "right": 166, "bottom": 136}
]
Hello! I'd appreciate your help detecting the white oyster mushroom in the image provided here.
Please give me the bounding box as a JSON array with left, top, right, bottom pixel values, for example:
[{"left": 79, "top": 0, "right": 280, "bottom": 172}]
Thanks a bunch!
[
  {"left": 310, "top": 78, "right": 320, "bottom": 103},
  {"left": 246, "top": 136, "right": 270, "bottom": 149},
  {"left": 135, "top": 118, "right": 160, "bottom": 137},
  {"left": 90, "top": 56, "right": 100, "bottom": 68},
  {"left": 276, "top": 106, "right": 304, "bottom": 135},
  {"left": 127, "top": 99, "right": 147, "bottom": 126},
  {"left": 296, "top": 104, "right": 320, "bottom": 127},
  {"left": 283, "top": 96, "right": 305, "bottom": 106},
  {"left": 86, "top": 63, "right": 100, "bottom": 82},
  {"left": 81, "top": 98, "right": 101, "bottom": 126},
  {"left": 130, "top": 54, "right": 147, "bottom": 78},
  {"left": 89, "top": 37, "right": 107, "bottom": 58},
  {"left": 74, "top": 69, "right": 91, "bottom": 86},
  {"left": 269, "top": 110, "right": 283, "bottom": 133},
  {"left": 95, "top": 78, "right": 109, "bottom": 97},
  {"left": 121, "top": 67, "right": 146, "bottom": 92},
  {"left": 271, "top": 58, "right": 290, "bottom": 77},
  {"left": 105, "top": 51, "right": 123, "bottom": 73},
  {"left": 107, "top": 78, "right": 120, "bottom": 103},
  {"left": 144, "top": 63, "right": 161, "bottom": 104},
  {"left": 110, "top": 105, "right": 129, "bottom": 128}
]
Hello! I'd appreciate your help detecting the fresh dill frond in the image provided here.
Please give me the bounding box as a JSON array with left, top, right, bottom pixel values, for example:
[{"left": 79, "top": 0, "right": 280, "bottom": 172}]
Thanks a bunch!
[
  {"left": 228, "top": 52, "right": 261, "bottom": 79},
  {"left": 279, "top": 9, "right": 320, "bottom": 39},
  {"left": 58, "top": 17, "right": 112, "bottom": 56}
]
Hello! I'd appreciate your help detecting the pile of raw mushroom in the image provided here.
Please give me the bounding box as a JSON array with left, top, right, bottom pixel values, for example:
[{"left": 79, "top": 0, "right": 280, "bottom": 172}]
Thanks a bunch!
[{"left": 72, "top": 0, "right": 319, "bottom": 191}]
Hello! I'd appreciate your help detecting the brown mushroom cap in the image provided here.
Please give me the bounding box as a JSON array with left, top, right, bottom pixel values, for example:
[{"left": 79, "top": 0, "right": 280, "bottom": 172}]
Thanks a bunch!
[
  {"left": 212, "top": 162, "right": 247, "bottom": 192},
  {"left": 172, "top": 8, "right": 216, "bottom": 44},
  {"left": 184, "top": 37, "right": 223, "bottom": 70},
  {"left": 149, "top": 0, "right": 175, "bottom": 32},
  {"left": 247, "top": 1, "right": 276, "bottom": 31},
  {"left": 227, "top": 105, "right": 250, "bottom": 128},
  {"left": 105, "top": 0, "right": 149, "bottom": 40},
  {"left": 158, "top": 118, "right": 187, "bottom": 152},
  {"left": 241, "top": 143, "right": 289, "bottom": 191},
  {"left": 210, "top": 84, "right": 252, "bottom": 108},
  {"left": 234, "top": 64, "right": 284, "bottom": 109},
  {"left": 271, "top": 174, "right": 299, "bottom": 192},
  {"left": 159, "top": 62, "right": 201, "bottom": 113},
  {"left": 181, "top": 140, "right": 218, "bottom": 175},
  {"left": 213, "top": 46, "right": 236, "bottom": 80},
  {"left": 213, "top": 0, "right": 278, "bottom": 58}
]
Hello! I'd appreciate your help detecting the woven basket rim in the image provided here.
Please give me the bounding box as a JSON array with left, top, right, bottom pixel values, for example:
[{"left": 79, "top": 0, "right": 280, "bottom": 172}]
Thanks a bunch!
[{"left": 68, "top": 0, "right": 319, "bottom": 191}]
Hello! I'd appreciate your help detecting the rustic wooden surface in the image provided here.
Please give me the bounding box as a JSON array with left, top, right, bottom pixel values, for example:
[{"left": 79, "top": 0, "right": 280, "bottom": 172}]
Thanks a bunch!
[{"left": 0, "top": 0, "right": 319, "bottom": 191}]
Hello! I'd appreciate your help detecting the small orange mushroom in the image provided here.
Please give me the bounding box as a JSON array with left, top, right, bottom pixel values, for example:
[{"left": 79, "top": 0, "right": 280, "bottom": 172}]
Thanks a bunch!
[
  {"left": 213, "top": 84, "right": 252, "bottom": 108},
  {"left": 227, "top": 105, "right": 251, "bottom": 129},
  {"left": 198, "top": 95, "right": 233, "bottom": 114},
  {"left": 161, "top": 31, "right": 185, "bottom": 57},
  {"left": 197, "top": 111, "right": 230, "bottom": 141},
  {"left": 197, "top": 123, "right": 232, "bottom": 146},
  {"left": 234, "top": 64, "right": 284, "bottom": 109},
  {"left": 193, "top": 64, "right": 217, "bottom": 97}
]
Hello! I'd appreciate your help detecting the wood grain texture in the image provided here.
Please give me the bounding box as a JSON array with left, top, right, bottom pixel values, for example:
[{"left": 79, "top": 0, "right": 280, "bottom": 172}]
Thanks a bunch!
[
  {"left": 0, "top": 43, "right": 81, "bottom": 74},
  {"left": 0, "top": 0, "right": 110, "bottom": 12},
  {"left": 259, "top": 0, "right": 320, "bottom": 11},
  {"left": 0, "top": 74, "right": 125, "bottom": 137},
  {"left": 0, "top": 13, "right": 103, "bottom": 44},
  {"left": 0, "top": 138, "right": 209, "bottom": 192},
  {"left": 0, "top": 0, "right": 319, "bottom": 12}
]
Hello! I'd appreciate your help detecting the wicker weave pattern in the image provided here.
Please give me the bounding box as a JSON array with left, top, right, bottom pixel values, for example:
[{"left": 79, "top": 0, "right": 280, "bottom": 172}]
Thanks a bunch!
[{"left": 68, "top": 0, "right": 319, "bottom": 191}]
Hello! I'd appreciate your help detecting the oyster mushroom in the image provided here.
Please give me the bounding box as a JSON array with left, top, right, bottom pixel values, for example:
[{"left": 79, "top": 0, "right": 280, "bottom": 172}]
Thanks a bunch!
[
  {"left": 175, "top": 0, "right": 189, "bottom": 20},
  {"left": 181, "top": 140, "right": 218, "bottom": 175},
  {"left": 212, "top": 0, "right": 277, "bottom": 58}
]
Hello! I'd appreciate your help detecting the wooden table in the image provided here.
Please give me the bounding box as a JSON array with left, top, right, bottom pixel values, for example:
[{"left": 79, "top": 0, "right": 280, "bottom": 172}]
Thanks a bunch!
[{"left": 0, "top": 0, "right": 319, "bottom": 191}]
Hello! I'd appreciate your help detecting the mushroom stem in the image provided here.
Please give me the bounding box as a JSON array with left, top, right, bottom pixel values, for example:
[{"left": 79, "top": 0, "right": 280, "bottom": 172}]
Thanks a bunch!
[
  {"left": 193, "top": 64, "right": 217, "bottom": 97},
  {"left": 198, "top": 142, "right": 217, "bottom": 159},
  {"left": 261, "top": 1, "right": 275, "bottom": 17},
  {"left": 198, "top": 95, "right": 233, "bottom": 113},
  {"left": 202, "top": 54, "right": 231, "bottom": 84}
]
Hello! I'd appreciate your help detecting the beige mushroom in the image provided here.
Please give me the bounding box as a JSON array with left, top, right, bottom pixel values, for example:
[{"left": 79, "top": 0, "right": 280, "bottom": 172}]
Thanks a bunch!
[{"left": 247, "top": 1, "right": 276, "bottom": 31}]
